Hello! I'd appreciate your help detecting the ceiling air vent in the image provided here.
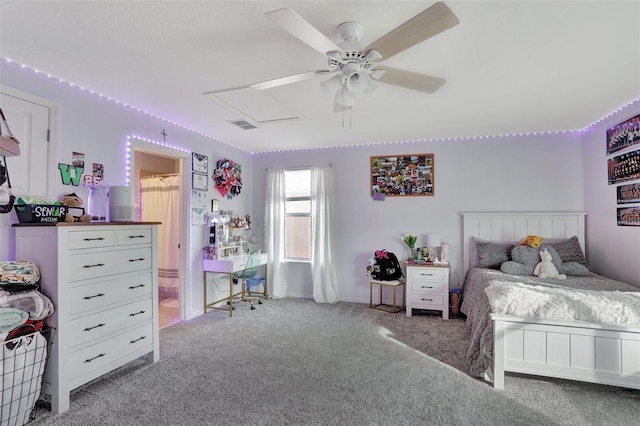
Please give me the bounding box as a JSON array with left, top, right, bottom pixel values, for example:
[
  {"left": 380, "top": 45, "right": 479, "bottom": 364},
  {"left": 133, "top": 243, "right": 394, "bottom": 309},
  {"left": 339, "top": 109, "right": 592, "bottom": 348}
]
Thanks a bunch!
[{"left": 229, "top": 119, "right": 258, "bottom": 130}]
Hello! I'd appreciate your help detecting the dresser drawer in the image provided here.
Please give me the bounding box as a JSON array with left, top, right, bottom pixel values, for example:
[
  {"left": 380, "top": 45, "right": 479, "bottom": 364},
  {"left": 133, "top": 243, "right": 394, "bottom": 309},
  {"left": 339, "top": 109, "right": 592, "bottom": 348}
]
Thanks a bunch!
[
  {"left": 68, "top": 323, "right": 153, "bottom": 382},
  {"left": 409, "top": 267, "right": 444, "bottom": 281},
  {"left": 409, "top": 293, "right": 444, "bottom": 309},
  {"left": 69, "top": 298, "right": 153, "bottom": 347},
  {"left": 410, "top": 280, "right": 446, "bottom": 293},
  {"left": 69, "top": 272, "right": 153, "bottom": 315},
  {"left": 117, "top": 228, "right": 153, "bottom": 246},
  {"left": 68, "top": 247, "right": 152, "bottom": 282},
  {"left": 68, "top": 229, "right": 115, "bottom": 250}
]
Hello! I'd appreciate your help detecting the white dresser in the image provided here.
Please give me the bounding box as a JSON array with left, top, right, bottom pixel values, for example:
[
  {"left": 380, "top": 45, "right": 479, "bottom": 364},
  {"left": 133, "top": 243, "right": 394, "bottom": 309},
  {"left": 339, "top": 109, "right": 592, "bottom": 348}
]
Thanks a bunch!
[
  {"left": 13, "top": 222, "right": 160, "bottom": 413},
  {"left": 405, "top": 263, "right": 450, "bottom": 319}
]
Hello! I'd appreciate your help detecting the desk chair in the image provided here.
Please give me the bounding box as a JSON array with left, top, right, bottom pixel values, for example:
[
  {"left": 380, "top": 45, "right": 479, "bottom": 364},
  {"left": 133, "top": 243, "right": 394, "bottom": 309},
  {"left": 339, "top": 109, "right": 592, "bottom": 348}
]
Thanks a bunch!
[{"left": 233, "top": 250, "right": 263, "bottom": 310}]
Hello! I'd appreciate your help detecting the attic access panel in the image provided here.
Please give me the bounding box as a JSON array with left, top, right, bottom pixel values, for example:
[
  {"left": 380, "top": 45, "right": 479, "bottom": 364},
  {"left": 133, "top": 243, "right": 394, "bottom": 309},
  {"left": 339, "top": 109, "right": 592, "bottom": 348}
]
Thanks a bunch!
[
  {"left": 204, "top": 87, "right": 301, "bottom": 125},
  {"left": 371, "top": 154, "right": 434, "bottom": 197}
]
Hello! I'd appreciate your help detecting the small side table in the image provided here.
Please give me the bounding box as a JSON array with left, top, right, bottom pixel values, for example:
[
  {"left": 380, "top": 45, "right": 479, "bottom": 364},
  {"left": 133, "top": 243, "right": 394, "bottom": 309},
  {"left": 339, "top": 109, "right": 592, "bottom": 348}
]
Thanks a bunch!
[{"left": 369, "top": 279, "right": 405, "bottom": 313}]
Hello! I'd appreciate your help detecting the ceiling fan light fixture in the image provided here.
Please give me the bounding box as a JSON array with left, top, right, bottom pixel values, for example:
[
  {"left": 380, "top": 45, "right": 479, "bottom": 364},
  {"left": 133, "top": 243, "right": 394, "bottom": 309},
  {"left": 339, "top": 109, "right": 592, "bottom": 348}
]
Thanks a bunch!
[
  {"left": 335, "top": 88, "right": 354, "bottom": 107},
  {"left": 345, "top": 71, "right": 369, "bottom": 93},
  {"left": 321, "top": 74, "right": 343, "bottom": 96}
]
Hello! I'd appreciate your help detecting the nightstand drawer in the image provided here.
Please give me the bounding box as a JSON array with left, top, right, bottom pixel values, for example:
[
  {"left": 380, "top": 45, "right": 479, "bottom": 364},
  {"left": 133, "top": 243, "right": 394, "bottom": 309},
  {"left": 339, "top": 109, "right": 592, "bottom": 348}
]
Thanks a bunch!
[
  {"left": 409, "top": 293, "right": 444, "bottom": 308},
  {"left": 409, "top": 267, "right": 444, "bottom": 281},
  {"left": 410, "top": 280, "right": 446, "bottom": 293}
]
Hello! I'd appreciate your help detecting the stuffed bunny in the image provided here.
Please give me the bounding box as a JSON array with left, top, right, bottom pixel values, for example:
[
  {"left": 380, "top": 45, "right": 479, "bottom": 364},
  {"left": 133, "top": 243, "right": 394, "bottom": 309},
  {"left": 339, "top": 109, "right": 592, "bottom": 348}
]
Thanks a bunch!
[{"left": 534, "top": 248, "right": 567, "bottom": 280}]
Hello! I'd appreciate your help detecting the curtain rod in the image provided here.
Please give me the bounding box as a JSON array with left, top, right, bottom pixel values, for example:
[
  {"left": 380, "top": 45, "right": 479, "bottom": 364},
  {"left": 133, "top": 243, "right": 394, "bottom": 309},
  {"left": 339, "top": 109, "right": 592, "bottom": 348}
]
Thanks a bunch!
[
  {"left": 265, "top": 164, "right": 332, "bottom": 171},
  {"left": 140, "top": 173, "right": 179, "bottom": 179}
]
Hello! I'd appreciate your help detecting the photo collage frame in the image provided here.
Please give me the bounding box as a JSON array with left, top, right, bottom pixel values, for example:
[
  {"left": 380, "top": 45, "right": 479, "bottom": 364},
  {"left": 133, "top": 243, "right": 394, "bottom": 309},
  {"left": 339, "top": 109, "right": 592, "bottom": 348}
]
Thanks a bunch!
[{"left": 607, "top": 112, "right": 640, "bottom": 226}]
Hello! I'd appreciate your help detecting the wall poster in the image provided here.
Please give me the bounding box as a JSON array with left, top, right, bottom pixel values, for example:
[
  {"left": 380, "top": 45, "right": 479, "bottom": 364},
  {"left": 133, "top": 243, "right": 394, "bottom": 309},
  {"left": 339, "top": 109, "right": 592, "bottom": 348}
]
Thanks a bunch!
[
  {"left": 607, "top": 148, "right": 640, "bottom": 185},
  {"left": 370, "top": 154, "right": 434, "bottom": 196},
  {"left": 617, "top": 182, "right": 640, "bottom": 205},
  {"left": 617, "top": 206, "right": 640, "bottom": 227},
  {"left": 607, "top": 112, "right": 640, "bottom": 155}
]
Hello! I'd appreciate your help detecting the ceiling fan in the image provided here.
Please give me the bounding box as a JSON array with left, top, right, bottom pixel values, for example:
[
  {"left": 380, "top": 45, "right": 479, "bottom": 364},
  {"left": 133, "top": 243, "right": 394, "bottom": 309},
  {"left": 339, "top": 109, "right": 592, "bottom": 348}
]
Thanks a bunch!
[{"left": 249, "top": 1, "right": 459, "bottom": 110}]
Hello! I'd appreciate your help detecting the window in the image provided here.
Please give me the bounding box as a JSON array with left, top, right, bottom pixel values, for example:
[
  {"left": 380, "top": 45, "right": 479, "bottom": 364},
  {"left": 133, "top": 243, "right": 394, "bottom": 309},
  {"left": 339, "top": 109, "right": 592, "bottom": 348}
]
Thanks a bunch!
[{"left": 284, "top": 169, "right": 311, "bottom": 260}]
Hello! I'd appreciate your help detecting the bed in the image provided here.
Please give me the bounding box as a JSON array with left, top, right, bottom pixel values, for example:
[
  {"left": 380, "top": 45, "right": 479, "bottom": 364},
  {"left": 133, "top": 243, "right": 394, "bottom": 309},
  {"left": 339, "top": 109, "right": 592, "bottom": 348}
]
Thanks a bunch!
[{"left": 460, "top": 212, "right": 640, "bottom": 390}]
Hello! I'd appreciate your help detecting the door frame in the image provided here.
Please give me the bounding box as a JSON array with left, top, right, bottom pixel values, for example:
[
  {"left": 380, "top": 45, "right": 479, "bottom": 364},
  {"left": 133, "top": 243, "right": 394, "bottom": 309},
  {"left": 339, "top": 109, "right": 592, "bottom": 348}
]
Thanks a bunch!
[{"left": 129, "top": 137, "right": 191, "bottom": 321}]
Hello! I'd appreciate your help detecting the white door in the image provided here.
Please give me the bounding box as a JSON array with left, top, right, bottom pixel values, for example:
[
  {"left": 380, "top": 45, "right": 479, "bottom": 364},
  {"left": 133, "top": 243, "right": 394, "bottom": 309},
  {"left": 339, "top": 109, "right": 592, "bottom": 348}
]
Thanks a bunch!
[
  {"left": 0, "top": 89, "right": 53, "bottom": 260},
  {"left": 0, "top": 92, "right": 51, "bottom": 197}
]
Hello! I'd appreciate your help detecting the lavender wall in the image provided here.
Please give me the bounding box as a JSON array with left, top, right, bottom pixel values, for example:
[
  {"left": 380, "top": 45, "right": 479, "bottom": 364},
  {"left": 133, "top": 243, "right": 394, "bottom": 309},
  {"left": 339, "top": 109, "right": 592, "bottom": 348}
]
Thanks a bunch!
[
  {"left": 582, "top": 103, "right": 640, "bottom": 287},
  {"left": 0, "top": 62, "right": 255, "bottom": 318},
  {"left": 253, "top": 133, "right": 586, "bottom": 302}
]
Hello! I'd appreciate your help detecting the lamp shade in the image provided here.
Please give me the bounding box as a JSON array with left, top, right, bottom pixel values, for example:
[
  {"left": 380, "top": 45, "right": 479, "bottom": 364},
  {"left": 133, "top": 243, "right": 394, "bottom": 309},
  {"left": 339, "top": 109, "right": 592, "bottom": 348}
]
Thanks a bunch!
[{"left": 426, "top": 233, "right": 441, "bottom": 247}]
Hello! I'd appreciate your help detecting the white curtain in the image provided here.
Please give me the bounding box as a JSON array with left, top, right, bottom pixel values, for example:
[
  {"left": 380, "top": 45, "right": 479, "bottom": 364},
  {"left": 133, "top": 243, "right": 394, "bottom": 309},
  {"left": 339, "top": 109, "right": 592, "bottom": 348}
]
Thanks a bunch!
[
  {"left": 140, "top": 175, "right": 180, "bottom": 299},
  {"left": 311, "top": 166, "right": 339, "bottom": 303},
  {"left": 265, "top": 169, "right": 287, "bottom": 298}
]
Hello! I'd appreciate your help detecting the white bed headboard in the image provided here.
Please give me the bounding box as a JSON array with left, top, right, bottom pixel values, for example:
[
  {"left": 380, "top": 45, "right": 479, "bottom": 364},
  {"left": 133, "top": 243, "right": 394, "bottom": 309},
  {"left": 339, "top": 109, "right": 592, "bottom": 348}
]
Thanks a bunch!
[{"left": 462, "top": 212, "right": 586, "bottom": 274}]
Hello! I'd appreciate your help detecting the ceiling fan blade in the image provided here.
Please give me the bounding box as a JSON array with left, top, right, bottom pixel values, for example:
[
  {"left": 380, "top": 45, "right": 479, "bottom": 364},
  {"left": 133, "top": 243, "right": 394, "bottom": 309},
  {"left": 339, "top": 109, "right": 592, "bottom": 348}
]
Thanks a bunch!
[
  {"left": 374, "top": 66, "right": 446, "bottom": 93},
  {"left": 249, "top": 70, "right": 327, "bottom": 90},
  {"left": 266, "top": 8, "right": 345, "bottom": 55},
  {"left": 364, "top": 2, "right": 459, "bottom": 61}
]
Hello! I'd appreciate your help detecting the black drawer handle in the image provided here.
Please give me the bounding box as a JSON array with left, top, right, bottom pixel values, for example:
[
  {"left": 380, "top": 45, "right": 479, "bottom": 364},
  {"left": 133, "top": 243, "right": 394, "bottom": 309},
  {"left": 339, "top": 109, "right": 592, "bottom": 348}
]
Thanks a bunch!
[
  {"left": 85, "top": 353, "right": 106, "bottom": 363},
  {"left": 83, "top": 293, "right": 105, "bottom": 300},
  {"left": 129, "top": 258, "right": 145, "bottom": 262},
  {"left": 128, "top": 235, "right": 146, "bottom": 239},
  {"left": 130, "top": 336, "right": 147, "bottom": 344},
  {"left": 84, "top": 323, "right": 105, "bottom": 332},
  {"left": 129, "top": 310, "right": 146, "bottom": 317},
  {"left": 420, "top": 273, "right": 434, "bottom": 276},
  {"left": 83, "top": 237, "right": 105, "bottom": 241},
  {"left": 420, "top": 298, "right": 434, "bottom": 302},
  {"left": 83, "top": 263, "right": 105, "bottom": 268},
  {"left": 129, "top": 284, "right": 146, "bottom": 289},
  {"left": 420, "top": 285, "right": 434, "bottom": 289}
]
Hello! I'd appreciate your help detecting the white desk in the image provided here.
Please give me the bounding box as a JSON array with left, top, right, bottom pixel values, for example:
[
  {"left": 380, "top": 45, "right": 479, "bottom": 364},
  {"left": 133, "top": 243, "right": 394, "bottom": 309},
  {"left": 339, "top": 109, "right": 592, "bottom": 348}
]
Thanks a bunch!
[{"left": 202, "top": 252, "right": 268, "bottom": 317}]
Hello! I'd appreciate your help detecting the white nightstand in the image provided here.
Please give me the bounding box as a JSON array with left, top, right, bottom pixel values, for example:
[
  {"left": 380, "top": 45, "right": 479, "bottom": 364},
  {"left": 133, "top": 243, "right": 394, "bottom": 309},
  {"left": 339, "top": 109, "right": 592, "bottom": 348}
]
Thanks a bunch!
[{"left": 405, "top": 262, "right": 450, "bottom": 319}]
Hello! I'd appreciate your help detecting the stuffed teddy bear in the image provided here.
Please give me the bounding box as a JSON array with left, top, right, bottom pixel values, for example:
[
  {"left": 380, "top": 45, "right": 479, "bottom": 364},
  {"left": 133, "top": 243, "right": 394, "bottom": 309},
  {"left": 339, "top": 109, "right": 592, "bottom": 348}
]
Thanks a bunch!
[
  {"left": 519, "top": 235, "right": 543, "bottom": 248},
  {"left": 61, "top": 192, "right": 92, "bottom": 222},
  {"left": 533, "top": 248, "right": 566, "bottom": 279}
]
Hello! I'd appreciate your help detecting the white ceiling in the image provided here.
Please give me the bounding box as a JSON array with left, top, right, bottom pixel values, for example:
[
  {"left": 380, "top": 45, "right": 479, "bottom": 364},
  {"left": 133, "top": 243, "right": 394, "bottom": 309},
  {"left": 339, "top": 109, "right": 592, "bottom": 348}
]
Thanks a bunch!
[{"left": 1, "top": 1, "right": 639, "bottom": 153}]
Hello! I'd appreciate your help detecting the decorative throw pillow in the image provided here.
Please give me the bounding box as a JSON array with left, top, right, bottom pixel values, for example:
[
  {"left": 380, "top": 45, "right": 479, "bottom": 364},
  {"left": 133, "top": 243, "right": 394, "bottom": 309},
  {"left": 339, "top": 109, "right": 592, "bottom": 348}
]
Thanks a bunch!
[
  {"left": 501, "top": 245, "right": 563, "bottom": 276},
  {"left": 500, "top": 244, "right": 591, "bottom": 276},
  {"left": 476, "top": 240, "right": 515, "bottom": 269},
  {"left": 546, "top": 236, "right": 588, "bottom": 266}
]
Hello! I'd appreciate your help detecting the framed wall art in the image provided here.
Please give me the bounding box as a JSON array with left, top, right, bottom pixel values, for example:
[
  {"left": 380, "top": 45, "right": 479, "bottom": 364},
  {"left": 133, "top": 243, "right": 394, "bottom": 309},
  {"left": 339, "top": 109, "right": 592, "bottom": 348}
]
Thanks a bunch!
[
  {"left": 607, "top": 148, "right": 640, "bottom": 185},
  {"left": 617, "top": 206, "right": 640, "bottom": 227},
  {"left": 192, "top": 172, "right": 208, "bottom": 191},
  {"left": 192, "top": 153, "right": 208, "bottom": 174},
  {"left": 607, "top": 112, "right": 640, "bottom": 155},
  {"left": 371, "top": 153, "right": 434, "bottom": 196},
  {"left": 617, "top": 182, "right": 640, "bottom": 205}
]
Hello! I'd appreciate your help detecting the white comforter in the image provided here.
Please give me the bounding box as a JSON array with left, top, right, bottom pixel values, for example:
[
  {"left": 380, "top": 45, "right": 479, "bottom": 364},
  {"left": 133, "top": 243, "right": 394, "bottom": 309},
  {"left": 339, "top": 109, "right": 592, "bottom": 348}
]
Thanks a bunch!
[{"left": 485, "top": 280, "right": 640, "bottom": 327}]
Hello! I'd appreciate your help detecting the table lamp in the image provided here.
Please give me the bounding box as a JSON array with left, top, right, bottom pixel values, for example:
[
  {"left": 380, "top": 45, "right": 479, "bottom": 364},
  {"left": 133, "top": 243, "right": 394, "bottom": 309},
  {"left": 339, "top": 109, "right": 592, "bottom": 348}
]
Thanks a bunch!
[{"left": 426, "top": 233, "right": 441, "bottom": 261}]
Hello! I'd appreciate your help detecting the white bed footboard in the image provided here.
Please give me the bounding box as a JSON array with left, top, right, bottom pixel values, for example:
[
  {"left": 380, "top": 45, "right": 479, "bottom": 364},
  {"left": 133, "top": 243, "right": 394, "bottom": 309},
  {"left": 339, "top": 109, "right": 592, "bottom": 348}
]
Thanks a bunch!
[{"left": 491, "top": 314, "right": 640, "bottom": 390}]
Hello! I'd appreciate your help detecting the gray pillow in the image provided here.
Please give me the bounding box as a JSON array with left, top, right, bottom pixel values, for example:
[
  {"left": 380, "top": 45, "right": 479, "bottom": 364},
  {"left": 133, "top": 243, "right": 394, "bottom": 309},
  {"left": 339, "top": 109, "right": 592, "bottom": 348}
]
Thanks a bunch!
[
  {"left": 547, "top": 236, "right": 588, "bottom": 266},
  {"left": 501, "top": 245, "right": 563, "bottom": 276},
  {"left": 500, "top": 244, "right": 590, "bottom": 276},
  {"left": 558, "top": 261, "right": 591, "bottom": 276},
  {"left": 476, "top": 240, "right": 514, "bottom": 269}
]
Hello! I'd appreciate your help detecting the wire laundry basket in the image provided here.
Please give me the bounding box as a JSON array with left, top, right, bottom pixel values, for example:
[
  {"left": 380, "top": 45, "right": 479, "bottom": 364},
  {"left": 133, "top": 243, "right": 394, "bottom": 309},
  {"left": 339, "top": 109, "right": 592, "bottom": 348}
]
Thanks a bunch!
[{"left": 1, "top": 326, "right": 55, "bottom": 426}]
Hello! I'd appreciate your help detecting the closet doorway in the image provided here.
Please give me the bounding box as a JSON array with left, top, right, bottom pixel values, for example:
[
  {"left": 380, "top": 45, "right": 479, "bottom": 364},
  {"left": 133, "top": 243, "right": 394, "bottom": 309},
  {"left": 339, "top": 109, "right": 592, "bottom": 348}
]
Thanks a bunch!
[{"left": 131, "top": 141, "right": 190, "bottom": 329}]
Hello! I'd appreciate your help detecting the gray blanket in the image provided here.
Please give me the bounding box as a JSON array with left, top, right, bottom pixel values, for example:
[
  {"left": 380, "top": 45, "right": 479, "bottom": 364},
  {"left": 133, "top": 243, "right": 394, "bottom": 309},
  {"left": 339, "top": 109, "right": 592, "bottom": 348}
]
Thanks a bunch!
[{"left": 459, "top": 267, "right": 639, "bottom": 377}]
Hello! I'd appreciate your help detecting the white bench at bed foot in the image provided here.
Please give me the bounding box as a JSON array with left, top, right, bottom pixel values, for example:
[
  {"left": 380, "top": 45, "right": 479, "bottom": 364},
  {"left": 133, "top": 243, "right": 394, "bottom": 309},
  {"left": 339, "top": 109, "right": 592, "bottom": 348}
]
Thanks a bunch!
[{"left": 490, "top": 314, "right": 640, "bottom": 390}]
